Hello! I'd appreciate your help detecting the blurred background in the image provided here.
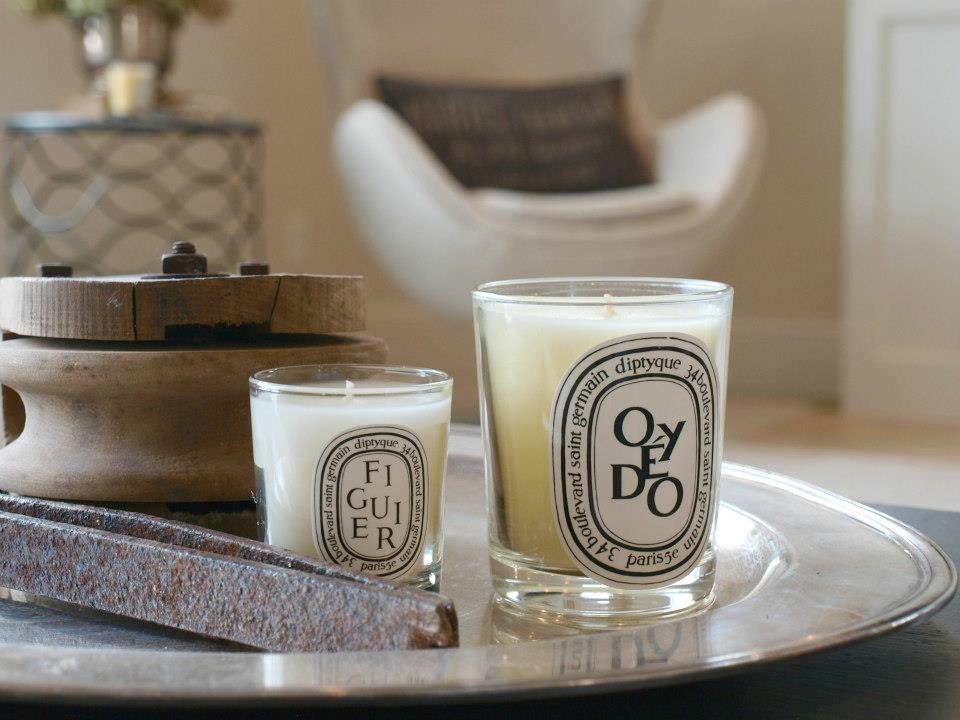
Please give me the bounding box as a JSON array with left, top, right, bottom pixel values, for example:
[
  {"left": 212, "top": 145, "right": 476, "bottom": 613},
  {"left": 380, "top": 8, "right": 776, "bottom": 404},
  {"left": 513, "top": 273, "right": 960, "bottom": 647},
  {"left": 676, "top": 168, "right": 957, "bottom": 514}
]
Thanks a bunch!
[{"left": 0, "top": 0, "right": 956, "bottom": 507}]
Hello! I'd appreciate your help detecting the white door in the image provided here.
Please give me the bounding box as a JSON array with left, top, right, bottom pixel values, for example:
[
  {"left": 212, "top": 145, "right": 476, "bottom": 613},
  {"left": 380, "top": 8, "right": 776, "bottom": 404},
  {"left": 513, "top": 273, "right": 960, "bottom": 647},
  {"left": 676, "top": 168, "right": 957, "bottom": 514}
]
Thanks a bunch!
[{"left": 844, "top": 0, "right": 960, "bottom": 420}]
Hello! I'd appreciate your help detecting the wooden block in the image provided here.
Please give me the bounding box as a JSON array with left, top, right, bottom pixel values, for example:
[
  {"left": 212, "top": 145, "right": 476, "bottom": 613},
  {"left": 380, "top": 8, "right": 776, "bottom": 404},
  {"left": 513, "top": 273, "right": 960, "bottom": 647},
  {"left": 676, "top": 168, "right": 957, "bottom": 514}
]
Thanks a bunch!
[
  {"left": 133, "top": 276, "right": 280, "bottom": 341},
  {"left": 0, "top": 277, "right": 135, "bottom": 341},
  {"left": 0, "top": 332, "right": 24, "bottom": 446},
  {"left": 0, "top": 274, "right": 366, "bottom": 342},
  {"left": 0, "top": 334, "right": 388, "bottom": 502},
  {"left": 270, "top": 275, "right": 366, "bottom": 334},
  {"left": 0, "top": 386, "right": 24, "bottom": 447}
]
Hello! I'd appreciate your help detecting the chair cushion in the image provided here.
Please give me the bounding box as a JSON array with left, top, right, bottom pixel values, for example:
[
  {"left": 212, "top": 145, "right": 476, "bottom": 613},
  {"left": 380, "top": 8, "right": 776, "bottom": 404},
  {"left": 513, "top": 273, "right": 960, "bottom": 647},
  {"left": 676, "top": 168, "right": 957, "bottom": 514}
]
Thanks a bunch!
[
  {"left": 377, "top": 75, "right": 654, "bottom": 193},
  {"left": 472, "top": 185, "right": 696, "bottom": 227}
]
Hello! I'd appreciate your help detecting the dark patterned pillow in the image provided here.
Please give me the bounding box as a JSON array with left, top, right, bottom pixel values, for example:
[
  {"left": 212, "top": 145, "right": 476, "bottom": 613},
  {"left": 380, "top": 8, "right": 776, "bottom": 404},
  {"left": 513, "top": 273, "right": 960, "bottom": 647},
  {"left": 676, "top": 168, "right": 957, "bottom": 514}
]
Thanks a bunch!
[{"left": 377, "top": 76, "right": 654, "bottom": 194}]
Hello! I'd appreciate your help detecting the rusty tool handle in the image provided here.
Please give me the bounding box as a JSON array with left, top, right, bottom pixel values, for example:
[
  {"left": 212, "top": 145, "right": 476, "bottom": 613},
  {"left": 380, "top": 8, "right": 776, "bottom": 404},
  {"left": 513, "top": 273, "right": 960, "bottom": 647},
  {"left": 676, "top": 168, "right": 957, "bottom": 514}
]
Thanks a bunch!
[
  {"left": 0, "top": 497, "right": 457, "bottom": 653},
  {"left": 0, "top": 495, "right": 420, "bottom": 591}
]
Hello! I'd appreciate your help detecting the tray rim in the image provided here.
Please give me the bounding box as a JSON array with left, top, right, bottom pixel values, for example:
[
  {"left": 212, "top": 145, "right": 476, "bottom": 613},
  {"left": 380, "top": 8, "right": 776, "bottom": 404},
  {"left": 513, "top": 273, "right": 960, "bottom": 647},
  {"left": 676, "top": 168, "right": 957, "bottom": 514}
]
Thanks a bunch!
[{"left": 0, "top": 457, "right": 954, "bottom": 706}]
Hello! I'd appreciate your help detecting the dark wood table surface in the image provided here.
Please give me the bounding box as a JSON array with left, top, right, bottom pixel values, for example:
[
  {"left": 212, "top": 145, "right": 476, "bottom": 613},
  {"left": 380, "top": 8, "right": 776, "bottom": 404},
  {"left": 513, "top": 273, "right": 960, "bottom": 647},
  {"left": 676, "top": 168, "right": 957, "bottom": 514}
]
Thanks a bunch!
[{"left": 1, "top": 505, "right": 957, "bottom": 720}]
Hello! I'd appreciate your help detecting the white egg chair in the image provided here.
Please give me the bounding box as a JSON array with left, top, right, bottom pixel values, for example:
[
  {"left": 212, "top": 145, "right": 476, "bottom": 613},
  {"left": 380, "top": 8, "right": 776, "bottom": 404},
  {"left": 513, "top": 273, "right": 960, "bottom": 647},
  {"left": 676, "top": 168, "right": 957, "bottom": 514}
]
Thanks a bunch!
[{"left": 314, "top": 0, "right": 764, "bottom": 317}]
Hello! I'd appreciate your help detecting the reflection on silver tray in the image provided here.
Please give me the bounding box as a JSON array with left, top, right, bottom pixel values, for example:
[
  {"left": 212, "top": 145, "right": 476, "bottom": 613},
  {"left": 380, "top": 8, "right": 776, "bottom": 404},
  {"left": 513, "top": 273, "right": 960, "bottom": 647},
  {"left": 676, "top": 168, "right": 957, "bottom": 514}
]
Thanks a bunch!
[{"left": 0, "top": 425, "right": 954, "bottom": 704}]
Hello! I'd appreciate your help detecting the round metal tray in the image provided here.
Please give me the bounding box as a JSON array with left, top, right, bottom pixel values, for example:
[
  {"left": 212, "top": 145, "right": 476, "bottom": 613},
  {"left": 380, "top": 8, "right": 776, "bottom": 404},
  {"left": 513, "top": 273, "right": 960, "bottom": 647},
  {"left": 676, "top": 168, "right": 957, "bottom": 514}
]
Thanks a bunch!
[{"left": 0, "top": 426, "right": 954, "bottom": 705}]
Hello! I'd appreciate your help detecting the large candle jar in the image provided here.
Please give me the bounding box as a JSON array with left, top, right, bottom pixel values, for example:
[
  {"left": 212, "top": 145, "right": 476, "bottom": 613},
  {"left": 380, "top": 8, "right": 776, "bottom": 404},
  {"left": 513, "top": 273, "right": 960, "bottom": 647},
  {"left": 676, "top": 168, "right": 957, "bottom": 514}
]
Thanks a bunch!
[
  {"left": 473, "top": 279, "right": 732, "bottom": 621},
  {"left": 250, "top": 365, "right": 452, "bottom": 590}
]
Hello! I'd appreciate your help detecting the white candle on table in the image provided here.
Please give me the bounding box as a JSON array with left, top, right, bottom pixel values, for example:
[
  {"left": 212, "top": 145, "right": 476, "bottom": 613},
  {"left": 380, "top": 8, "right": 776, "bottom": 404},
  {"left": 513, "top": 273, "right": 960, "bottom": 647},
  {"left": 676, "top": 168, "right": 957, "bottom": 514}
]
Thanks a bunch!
[
  {"left": 105, "top": 61, "right": 157, "bottom": 117},
  {"left": 480, "top": 301, "right": 729, "bottom": 569},
  {"left": 250, "top": 366, "right": 452, "bottom": 589},
  {"left": 474, "top": 278, "right": 732, "bottom": 617}
]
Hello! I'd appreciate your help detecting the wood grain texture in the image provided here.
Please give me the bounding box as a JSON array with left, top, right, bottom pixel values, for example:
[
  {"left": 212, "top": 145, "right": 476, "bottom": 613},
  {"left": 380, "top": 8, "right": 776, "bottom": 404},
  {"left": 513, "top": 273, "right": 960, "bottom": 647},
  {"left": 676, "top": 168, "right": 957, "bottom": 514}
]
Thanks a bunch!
[
  {"left": 0, "top": 332, "right": 24, "bottom": 446},
  {"left": 0, "top": 274, "right": 365, "bottom": 341},
  {"left": 0, "top": 334, "right": 387, "bottom": 502},
  {"left": 0, "top": 277, "right": 135, "bottom": 341},
  {"left": 270, "top": 274, "right": 366, "bottom": 334}
]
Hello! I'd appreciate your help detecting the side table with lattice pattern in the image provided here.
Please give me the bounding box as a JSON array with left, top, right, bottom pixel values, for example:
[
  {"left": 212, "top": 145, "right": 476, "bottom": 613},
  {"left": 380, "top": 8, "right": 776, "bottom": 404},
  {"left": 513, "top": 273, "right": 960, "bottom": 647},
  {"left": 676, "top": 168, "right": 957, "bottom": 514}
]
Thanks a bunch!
[{"left": 1, "top": 113, "right": 263, "bottom": 276}]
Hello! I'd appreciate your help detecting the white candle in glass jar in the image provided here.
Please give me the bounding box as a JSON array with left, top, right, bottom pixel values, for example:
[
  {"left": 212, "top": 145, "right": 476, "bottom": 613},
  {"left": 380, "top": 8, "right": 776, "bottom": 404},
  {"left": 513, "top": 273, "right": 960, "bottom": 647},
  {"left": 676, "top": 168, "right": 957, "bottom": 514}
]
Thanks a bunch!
[
  {"left": 249, "top": 365, "right": 452, "bottom": 589},
  {"left": 479, "top": 302, "right": 728, "bottom": 569},
  {"left": 105, "top": 61, "right": 157, "bottom": 117},
  {"left": 474, "top": 278, "right": 733, "bottom": 619}
]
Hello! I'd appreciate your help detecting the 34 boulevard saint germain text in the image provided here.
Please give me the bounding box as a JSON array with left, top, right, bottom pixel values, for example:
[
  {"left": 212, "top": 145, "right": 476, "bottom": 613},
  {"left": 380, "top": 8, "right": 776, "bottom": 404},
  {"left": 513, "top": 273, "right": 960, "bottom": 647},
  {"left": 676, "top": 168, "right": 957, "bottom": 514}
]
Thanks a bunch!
[
  {"left": 556, "top": 336, "right": 715, "bottom": 586},
  {"left": 315, "top": 429, "right": 426, "bottom": 579}
]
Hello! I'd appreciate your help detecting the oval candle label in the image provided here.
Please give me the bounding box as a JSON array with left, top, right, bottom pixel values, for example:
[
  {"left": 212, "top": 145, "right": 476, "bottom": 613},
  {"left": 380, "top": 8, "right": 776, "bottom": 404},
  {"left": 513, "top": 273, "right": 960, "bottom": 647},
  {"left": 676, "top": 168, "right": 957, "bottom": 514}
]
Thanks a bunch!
[
  {"left": 550, "top": 333, "right": 718, "bottom": 589},
  {"left": 312, "top": 426, "right": 427, "bottom": 579}
]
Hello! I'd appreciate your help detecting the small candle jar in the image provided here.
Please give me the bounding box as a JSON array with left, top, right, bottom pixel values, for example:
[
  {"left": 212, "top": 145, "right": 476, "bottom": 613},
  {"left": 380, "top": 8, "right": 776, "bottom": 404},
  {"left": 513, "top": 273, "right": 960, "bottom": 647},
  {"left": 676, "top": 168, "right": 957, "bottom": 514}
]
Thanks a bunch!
[
  {"left": 105, "top": 61, "right": 158, "bottom": 117},
  {"left": 249, "top": 365, "right": 452, "bottom": 590},
  {"left": 473, "top": 278, "right": 732, "bottom": 621}
]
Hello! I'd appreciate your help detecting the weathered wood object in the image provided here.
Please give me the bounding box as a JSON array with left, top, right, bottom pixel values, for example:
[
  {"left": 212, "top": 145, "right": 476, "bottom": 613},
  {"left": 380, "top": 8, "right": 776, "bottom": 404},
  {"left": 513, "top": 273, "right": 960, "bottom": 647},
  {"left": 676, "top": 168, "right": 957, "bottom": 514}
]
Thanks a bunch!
[
  {"left": 0, "top": 273, "right": 365, "bottom": 341},
  {"left": 0, "top": 335, "right": 386, "bottom": 501},
  {"left": 0, "top": 262, "right": 386, "bottom": 504}
]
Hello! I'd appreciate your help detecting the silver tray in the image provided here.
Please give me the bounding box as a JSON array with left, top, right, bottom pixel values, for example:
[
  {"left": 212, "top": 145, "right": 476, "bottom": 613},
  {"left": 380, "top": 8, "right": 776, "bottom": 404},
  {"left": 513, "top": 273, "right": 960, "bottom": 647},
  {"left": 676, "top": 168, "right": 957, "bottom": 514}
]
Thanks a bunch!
[{"left": 0, "top": 426, "right": 954, "bottom": 705}]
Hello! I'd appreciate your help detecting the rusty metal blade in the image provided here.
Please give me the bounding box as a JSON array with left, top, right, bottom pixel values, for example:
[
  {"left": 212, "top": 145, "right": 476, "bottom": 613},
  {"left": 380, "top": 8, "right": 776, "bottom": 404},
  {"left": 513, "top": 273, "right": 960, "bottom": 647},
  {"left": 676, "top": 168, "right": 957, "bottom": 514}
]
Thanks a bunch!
[
  {"left": 0, "top": 497, "right": 458, "bottom": 653},
  {"left": 0, "top": 494, "right": 426, "bottom": 590}
]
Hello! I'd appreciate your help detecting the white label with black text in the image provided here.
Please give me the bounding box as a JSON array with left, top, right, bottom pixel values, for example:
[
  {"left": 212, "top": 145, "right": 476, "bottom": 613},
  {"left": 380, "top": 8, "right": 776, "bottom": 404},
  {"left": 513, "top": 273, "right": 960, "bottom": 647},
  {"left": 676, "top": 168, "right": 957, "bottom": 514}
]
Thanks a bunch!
[
  {"left": 312, "top": 426, "right": 426, "bottom": 579},
  {"left": 551, "top": 334, "right": 719, "bottom": 589}
]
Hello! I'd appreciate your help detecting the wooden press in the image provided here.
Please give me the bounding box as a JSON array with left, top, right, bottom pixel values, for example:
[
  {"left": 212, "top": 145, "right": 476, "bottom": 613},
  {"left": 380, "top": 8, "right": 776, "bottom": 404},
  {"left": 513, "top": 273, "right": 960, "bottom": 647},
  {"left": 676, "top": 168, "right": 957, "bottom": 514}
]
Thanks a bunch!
[{"left": 0, "top": 243, "right": 386, "bottom": 530}]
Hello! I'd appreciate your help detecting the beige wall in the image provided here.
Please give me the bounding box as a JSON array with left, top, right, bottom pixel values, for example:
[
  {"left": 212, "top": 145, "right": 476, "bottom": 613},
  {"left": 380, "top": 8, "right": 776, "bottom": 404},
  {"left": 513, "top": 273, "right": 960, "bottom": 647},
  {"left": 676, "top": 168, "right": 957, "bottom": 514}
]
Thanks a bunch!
[
  {"left": 0, "top": 0, "right": 845, "bottom": 418},
  {"left": 648, "top": 0, "right": 844, "bottom": 322}
]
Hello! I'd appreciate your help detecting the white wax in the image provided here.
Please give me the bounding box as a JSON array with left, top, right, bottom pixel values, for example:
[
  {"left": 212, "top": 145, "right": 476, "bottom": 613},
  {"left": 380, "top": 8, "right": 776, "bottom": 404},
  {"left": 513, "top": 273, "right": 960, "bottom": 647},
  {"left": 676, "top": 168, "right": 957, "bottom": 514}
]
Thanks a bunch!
[
  {"left": 250, "top": 380, "right": 451, "bottom": 583},
  {"left": 478, "top": 299, "right": 730, "bottom": 569},
  {"left": 105, "top": 61, "right": 157, "bottom": 117}
]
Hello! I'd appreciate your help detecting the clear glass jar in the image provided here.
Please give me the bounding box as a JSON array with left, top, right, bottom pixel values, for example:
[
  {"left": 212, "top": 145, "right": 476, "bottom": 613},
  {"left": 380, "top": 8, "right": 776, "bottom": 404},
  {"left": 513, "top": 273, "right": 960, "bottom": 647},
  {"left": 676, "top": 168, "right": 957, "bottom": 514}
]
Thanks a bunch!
[
  {"left": 249, "top": 365, "right": 453, "bottom": 590},
  {"left": 473, "top": 279, "right": 732, "bottom": 622}
]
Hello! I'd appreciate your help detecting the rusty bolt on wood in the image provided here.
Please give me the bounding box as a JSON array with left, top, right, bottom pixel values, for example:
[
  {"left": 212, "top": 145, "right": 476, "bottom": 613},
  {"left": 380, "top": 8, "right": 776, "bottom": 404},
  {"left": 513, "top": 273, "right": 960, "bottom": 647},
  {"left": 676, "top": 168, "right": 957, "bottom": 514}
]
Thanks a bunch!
[
  {"left": 37, "top": 263, "right": 72, "bottom": 278},
  {"left": 161, "top": 241, "right": 208, "bottom": 275}
]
